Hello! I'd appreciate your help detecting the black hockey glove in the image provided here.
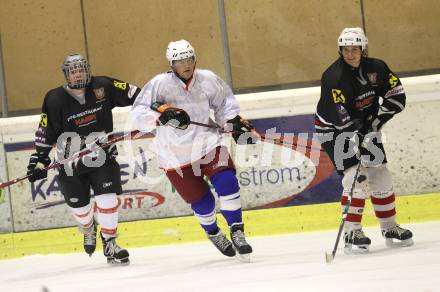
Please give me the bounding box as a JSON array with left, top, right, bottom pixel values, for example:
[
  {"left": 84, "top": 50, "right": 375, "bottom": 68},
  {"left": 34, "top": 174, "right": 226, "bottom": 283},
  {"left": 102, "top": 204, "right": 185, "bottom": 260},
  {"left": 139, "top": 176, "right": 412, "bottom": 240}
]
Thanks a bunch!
[
  {"left": 150, "top": 102, "right": 191, "bottom": 130},
  {"left": 27, "top": 152, "right": 51, "bottom": 182},
  {"left": 226, "top": 115, "right": 258, "bottom": 145}
]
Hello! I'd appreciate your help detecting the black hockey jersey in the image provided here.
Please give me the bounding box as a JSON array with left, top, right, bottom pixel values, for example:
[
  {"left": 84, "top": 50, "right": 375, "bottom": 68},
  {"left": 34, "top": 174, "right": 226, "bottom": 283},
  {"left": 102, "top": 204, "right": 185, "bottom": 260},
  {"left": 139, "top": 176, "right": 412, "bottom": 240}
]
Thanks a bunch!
[
  {"left": 314, "top": 57, "right": 406, "bottom": 171},
  {"left": 34, "top": 76, "right": 141, "bottom": 159}
]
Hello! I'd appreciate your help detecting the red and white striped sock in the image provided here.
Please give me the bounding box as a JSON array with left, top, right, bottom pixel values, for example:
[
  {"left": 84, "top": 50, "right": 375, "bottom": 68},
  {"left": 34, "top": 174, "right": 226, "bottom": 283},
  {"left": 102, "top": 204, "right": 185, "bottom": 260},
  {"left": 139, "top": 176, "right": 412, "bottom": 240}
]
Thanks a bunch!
[
  {"left": 371, "top": 191, "right": 396, "bottom": 228},
  {"left": 341, "top": 190, "right": 366, "bottom": 231},
  {"left": 95, "top": 193, "right": 119, "bottom": 239},
  {"left": 71, "top": 203, "right": 94, "bottom": 231}
]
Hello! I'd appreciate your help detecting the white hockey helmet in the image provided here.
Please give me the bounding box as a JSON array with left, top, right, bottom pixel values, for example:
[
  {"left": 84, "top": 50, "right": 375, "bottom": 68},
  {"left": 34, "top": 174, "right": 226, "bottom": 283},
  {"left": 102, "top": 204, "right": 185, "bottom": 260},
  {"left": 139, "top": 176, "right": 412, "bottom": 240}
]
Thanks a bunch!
[
  {"left": 62, "top": 53, "right": 91, "bottom": 89},
  {"left": 166, "top": 39, "right": 196, "bottom": 66},
  {"left": 338, "top": 27, "right": 368, "bottom": 53}
]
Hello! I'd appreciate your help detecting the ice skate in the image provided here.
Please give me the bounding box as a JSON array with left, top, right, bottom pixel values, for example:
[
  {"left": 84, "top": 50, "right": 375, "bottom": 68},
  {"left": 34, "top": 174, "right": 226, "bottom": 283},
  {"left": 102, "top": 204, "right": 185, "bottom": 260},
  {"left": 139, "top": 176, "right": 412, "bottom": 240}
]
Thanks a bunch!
[
  {"left": 230, "top": 223, "right": 252, "bottom": 262},
  {"left": 381, "top": 225, "right": 413, "bottom": 247},
  {"left": 207, "top": 229, "right": 236, "bottom": 257},
  {"left": 344, "top": 228, "right": 371, "bottom": 254},
  {"left": 81, "top": 221, "right": 97, "bottom": 257},
  {"left": 101, "top": 234, "right": 130, "bottom": 265}
]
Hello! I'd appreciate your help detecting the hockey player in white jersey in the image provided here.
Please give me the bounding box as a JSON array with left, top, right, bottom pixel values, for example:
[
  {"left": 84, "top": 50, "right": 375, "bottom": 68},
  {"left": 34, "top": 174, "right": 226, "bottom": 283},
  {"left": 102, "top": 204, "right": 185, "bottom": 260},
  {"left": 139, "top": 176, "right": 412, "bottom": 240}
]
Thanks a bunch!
[{"left": 131, "top": 39, "right": 256, "bottom": 260}]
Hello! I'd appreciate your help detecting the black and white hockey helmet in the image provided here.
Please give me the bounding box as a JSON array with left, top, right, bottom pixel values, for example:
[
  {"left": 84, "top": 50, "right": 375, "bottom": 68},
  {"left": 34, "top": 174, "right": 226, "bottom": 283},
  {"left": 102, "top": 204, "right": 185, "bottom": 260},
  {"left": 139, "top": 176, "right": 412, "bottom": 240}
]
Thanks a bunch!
[{"left": 62, "top": 54, "right": 91, "bottom": 89}]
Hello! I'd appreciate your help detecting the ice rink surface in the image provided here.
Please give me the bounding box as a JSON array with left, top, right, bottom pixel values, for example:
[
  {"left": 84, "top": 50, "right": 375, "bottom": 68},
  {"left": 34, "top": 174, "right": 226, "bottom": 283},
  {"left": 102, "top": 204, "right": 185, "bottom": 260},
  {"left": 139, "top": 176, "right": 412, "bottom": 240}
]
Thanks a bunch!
[{"left": 0, "top": 221, "right": 439, "bottom": 292}]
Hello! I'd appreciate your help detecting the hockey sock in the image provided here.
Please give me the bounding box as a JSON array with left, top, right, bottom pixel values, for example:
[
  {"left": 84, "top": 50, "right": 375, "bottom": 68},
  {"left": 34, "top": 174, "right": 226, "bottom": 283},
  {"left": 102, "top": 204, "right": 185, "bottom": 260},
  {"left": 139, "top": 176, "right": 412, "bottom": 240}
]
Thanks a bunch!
[
  {"left": 211, "top": 169, "right": 242, "bottom": 226},
  {"left": 371, "top": 190, "right": 396, "bottom": 229},
  {"left": 70, "top": 203, "right": 94, "bottom": 231},
  {"left": 191, "top": 190, "right": 218, "bottom": 235},
  {"left": 341, "top": 190, "right": 365, "bottom": 231},
  {"left": 95, "top": 193, "right": 119, "bottom": 239}
]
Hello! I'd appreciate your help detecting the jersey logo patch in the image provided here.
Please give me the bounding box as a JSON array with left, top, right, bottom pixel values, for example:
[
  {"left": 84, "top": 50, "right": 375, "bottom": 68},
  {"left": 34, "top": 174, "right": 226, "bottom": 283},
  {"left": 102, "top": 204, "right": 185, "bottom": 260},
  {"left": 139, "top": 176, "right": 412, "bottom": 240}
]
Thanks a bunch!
[
  {"left": 389, "top": 73, "right": 398, "bottom": 88},
  {"left": 336, "top": 104, "right": 350, "bottom": 123},
  {"left": 113, "top": 80, "right": 127, "bottom": 90},
  {"left": 128, "top": 84, "right": 138, "bottom": 98},
  {"left": 331, "top": 89, "right": 345, "bottom": 104},
  {"left": 93, "top": 87, "right": 106, "bottom": 100},
  {"left": 40, "top": 113, "right": 48, "bottom": 128},
  {"left": 367, "top": 72, "right": 377, "bottom": 84}
]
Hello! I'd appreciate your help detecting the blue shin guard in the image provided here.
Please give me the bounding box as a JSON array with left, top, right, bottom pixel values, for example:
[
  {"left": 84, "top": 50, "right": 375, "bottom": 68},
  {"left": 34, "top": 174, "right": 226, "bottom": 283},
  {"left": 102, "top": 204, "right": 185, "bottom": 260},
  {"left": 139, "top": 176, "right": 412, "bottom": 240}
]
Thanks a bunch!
[
  {"left": 211, "top": 169, "right": 242, "bottom": 226},
  {"left": 191, "top": 190, "right": 218, "bottom": 234}
]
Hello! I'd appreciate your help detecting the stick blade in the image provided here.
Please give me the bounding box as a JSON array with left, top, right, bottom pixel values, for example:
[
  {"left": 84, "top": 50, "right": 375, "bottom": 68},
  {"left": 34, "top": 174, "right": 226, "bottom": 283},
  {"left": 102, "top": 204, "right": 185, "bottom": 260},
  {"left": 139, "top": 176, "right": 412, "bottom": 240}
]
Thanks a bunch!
[{"left": 325, "top": 252, "right": 334, "bottom": 263}]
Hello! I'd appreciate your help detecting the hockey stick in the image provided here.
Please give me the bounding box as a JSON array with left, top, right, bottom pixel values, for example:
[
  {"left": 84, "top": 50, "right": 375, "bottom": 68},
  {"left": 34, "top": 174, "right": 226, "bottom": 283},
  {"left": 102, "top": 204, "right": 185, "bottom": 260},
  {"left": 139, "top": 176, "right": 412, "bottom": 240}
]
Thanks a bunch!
[
  {"left": 0, "top": 130, "right": 142, "bottom": 189},
  {"left": 325, "top": 159, "right": 362, "bottom": 263},
  {"left": 149, "top": 102, "right": 323, "bottom": 151},
  {"left": 190, "top": 121, "right": 324, "bottom": 152}
]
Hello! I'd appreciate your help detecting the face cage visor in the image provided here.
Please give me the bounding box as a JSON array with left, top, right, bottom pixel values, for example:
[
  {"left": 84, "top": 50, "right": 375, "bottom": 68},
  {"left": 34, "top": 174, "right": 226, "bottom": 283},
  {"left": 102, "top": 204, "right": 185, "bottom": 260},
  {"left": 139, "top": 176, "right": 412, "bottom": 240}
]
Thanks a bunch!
[{"left": 62, "top": 60, "right": 91, "bottom": 89}]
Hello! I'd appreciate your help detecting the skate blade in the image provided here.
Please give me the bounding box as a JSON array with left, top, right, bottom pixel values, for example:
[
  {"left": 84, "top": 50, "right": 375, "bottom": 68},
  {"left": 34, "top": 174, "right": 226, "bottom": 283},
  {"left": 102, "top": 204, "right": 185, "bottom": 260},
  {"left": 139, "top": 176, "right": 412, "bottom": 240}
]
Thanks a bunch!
[
  {"left": 235, "top": 253, "right": 251, "bottom": 263},
  {"left": 385, "top": 238, "right": 414, "bottom": 248},
  {"left": 344, "top": 244, "right": 369, "bottom": 255},
  {"left": 107, "top": 257, "right": 130, "bottom": 266},
  {"left": 325, "top": 252, "right": 334, "bottom": 263}
]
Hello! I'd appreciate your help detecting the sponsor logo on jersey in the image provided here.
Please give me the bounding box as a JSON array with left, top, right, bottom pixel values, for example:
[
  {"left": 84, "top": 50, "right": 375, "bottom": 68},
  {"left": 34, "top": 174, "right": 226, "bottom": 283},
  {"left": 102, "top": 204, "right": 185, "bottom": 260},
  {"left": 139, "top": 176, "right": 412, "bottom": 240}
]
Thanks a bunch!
[
  {"left": 103, "top": 182, "right": 113, "bottom": 188},
  {"left": 384, "top": 84, "right": 404, "bottom": 98},
  {"left": 354, "top": 90, "right": 375, "bottom": 109},
  {"left": 367, "top": 72, "right": 377, "bottom": 84},
  {"left": 389, "top": 73, "right": 398, "bottom": 88},
  {"left": 74, "top": 113, "right": 97, "bottom": 127},
  {"left": 331, "top": 89, "right": 345, "bottom": 104},
  {"left": 93, "top": 87, "right": 106, "bottom": 100},
  {"left": 40, "top": 113, "right": 48, "bottom": 128},
  {"left": 67, "top": 106, "right": 102, "bottom": 122},
  {"left": 355, "top": 96, "right": 374, "bottom": 109},
  {"left": 336, "top": 104, "right": 350, "bottom": 123},
  {"left": 113, "top": 80, "right": 127, "bottom": 90},
  {"left": 128, "top": 84, "right": 138, "bottom": 98}
]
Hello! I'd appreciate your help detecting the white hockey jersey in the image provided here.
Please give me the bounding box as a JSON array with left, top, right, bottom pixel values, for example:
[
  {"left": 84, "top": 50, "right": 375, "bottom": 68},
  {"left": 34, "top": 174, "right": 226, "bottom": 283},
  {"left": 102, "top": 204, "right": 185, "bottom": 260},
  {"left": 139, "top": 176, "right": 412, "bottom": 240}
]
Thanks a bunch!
[{"left": 131, "top": 68, "right": 240, "bottom": 169}]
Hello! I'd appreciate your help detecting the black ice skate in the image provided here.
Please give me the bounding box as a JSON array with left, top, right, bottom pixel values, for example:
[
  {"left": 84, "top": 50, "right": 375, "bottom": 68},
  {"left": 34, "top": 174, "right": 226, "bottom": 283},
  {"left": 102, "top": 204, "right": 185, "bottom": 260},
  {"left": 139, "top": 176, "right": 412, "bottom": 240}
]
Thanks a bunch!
[
  {"left": 230, "top": 223, "right": 252, "bottom": 262},
  {"left": 207, "top": 229, "right": 236, "bottom": 257},
  {"left": 101, "top": 234, "right": 130, "bottom": 265},
  {"left": 381, "top": 225, "right": 413, "bottom": 247},
  {"left": 82, "top": 221, "right": 97, "bottom": 257},
  {"left": 344, "top": 229, "right": 371, "bottom": 254}
]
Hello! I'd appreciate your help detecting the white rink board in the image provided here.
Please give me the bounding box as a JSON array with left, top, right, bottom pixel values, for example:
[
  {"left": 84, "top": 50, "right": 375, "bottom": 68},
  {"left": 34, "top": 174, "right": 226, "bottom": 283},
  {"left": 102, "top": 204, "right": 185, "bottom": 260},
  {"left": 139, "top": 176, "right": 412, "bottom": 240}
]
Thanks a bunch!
[
  {"left": 0, "top": 134, "right": 12, "bottom": 233},
  {"left": 4, "top": 135, "right": 319, "bottom": 231}
]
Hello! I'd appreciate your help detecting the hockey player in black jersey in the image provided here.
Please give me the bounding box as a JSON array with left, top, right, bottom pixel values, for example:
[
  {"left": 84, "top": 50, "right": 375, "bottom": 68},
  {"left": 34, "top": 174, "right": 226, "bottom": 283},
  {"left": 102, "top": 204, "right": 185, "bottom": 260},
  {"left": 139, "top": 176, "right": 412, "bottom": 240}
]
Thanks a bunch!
[
  {"left": 314, "top": 28, "right": 413, "bottom": 254},
  {"left": 26, "top": 54, "right": 141, "bottom": 265}
]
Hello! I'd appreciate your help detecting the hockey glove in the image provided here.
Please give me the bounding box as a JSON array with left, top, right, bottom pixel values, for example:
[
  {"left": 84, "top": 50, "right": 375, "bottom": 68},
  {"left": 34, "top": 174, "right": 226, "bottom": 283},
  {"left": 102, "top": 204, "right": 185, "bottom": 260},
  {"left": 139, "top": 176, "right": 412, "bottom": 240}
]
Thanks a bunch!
[
  {"left": 226, "top": 115, "right": 258, "bottom": 145},
  {"left": 27, "top": 152, "right": 51, "bottom": 182},
  {"left": 150, "top": 102, "right": 191, "bottom": 130}
]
